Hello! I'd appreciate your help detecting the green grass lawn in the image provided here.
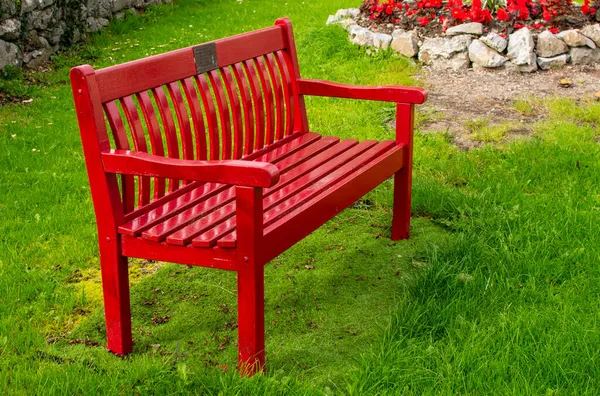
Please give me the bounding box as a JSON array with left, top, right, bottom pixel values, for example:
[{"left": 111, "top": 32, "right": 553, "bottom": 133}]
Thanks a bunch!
[{"left": 1, "top": 0, "right": 600, "bottom": 394}]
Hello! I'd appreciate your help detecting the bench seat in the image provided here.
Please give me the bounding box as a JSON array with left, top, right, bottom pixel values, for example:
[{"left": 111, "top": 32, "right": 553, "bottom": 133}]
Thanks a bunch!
[{"left": 118, "top": 132, "right": 403, "bottom": 265}]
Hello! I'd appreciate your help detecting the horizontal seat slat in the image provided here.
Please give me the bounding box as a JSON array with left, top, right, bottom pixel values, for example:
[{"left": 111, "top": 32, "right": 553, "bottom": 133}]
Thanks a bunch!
[{"left": 95, "top": 26, "right": 285, "bottom": 103}]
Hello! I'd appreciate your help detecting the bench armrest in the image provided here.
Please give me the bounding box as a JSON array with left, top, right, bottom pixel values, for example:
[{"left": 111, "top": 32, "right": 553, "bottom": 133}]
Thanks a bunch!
[
  {"left": 102, "top": 150, "right": 280, "bottom": 188},
  {"left": 297, "top": 79, "right": 427, "bottom": 104}
]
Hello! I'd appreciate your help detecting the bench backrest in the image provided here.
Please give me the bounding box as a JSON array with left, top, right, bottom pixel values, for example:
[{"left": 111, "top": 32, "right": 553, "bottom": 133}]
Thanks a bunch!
[{"left": 71, "top": 18, "right": 308, "bottom": 220}]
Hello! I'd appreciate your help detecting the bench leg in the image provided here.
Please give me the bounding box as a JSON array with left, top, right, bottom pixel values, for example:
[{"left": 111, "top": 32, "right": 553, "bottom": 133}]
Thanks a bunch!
[
  {"left": 392, "top": 168, "right": 412, "bottom": 240},
  {"left": 392, "top": 103, "right": 415, "bottom": 241},
  {"left": 99, "top": 242, "right": 133, "bottom": 355},
  {"left": 237, "top": 262, "right": 265, "bottom": 376}
]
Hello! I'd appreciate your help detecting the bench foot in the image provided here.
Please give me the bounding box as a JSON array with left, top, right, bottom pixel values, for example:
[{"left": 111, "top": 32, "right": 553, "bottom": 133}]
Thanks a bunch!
[
  {"left": 100, "top": 244, "right": 133, "bottom": 355},
  {"left": 237, "top": 262, "right": 265, "bottom": 376}
]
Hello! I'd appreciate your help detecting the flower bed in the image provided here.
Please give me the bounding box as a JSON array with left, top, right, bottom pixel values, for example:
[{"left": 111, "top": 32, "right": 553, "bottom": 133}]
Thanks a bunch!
[{"left": 326, "top": 3, "right": 600, "bottom": 72}]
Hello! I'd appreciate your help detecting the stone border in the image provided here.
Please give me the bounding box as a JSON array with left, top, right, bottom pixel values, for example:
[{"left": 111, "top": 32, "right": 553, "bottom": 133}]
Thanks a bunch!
[
  {"left": 0, "top": 0, "right": 172, "bottom": 70},
  {"left": 327, "top": 8, "right": 600, "bottom": 72}
]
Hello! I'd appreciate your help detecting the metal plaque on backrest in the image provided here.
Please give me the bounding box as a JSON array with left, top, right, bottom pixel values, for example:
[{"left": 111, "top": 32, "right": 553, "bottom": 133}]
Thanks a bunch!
[{"left": 193, "top": 42, "right": 218, "bottom": 74}]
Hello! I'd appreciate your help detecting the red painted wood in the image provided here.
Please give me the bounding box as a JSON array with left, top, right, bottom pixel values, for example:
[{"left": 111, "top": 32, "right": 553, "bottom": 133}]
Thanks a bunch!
[
  {"left": 243, "top": 59, "right": 265, "bottom": 151},
  {"left": 71, "top": 65, "right": 132, "bottom": 355},
  {"left": 121, "top": 235, "right": 238, "bottom": 270},
  {"left": 143, "top": 189, "right": 236, "bottom": 242},
  {"left": 208, "top": 70, "right": 233, "bottom": 160},
  {"left": 220, "top": 67, "right": 243, "bottom": 159},
  {"left": 181, "top": 77, "right": 208, "bottom": 161},
  {"left": 216, "top": 26, "right": 284, "bottom": 68},
  {"left": 121, "top": 183, "right": 222, "bottom": 236},
  {"left": 274, "top": 18, "right": 309, "bottom": 133},
  {"left": 235, "top": 186, "right": 265, "bottom": 375},
  {"left": 169, "top": 137, "right": 339, "bottom": 247},
  {"left": 265, "top": 53, "right": 284, "bottom": 141},
  {"left": 136, "top": 91, "right": 166, "bottom": 199},
  {"left": 392, "top": 103, "right": 414, "bottom": 240},
  {"left": 120, "top": 96, "right": 151, "bottom": 206},
  {"left": 254, "top": 57, "right": 275, "bottom": 146},
  {"left": 261, "top": 144, "right": 404, "bottom": 263},
  {"left": 152, "top": 87, "right": 180, "bottom": 192},
  {"left": 232, "top": 63, "right": 254, "bottom": 156},
  {"left": 274, "top": 51, "right": 294, "bottom": 137},
  {"left": 167, "top": 82, "right": 195, "bottom": 161},
  {"left": 103, "top": 101, "right": 135, "bottom": 213},
  {"left": 195, "top": 74, "right": 220, "bottom": 161},
  {"left": 297, "top": 79, "right": 428, "bottom": 104},
  {"left": 102, "top": 150, "right": 280, "bottom": 187},
  {"left": 189, "top": 138, "right": 346, "bottom": 248}
]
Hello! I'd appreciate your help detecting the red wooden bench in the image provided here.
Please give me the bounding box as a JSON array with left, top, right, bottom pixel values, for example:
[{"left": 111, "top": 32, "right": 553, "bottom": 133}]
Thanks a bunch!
[{"left": 70, "top": 18, "right": 427, "bottom": 375}]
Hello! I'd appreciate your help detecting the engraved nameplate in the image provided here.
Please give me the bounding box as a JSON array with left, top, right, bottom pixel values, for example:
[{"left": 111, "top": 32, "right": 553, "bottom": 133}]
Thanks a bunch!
[{"left": 193, "top": 42, "right": 218, "bottom": 74}]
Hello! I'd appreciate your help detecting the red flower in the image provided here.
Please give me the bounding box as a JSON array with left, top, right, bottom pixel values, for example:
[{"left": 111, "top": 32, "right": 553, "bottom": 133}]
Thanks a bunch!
[
  {"left": 533, "top": 23, "right": 543, "bottom": 29},
  {"left": 496, "top": 7, "right": 509, "bottom": 20},
  {"left": 514, "top": 23, "right": 524, "bottom": 28},
  {"left": 385, "top": 5, "right": 394, "bottom": 14},
  {"left": 549, "top": 27, "right": 559, "bottom": 33},
  {"left": 542, "top": 7, "right": 552, "bottom": 20},
  {"left": 582, "top": 4, "right": 590, "bottom": 14},
  {"left": 391, "top": 18, "right": 400, "bottom": 23},
  {"left": 418, "top": 16, "right": 431, "bottom": 26}
]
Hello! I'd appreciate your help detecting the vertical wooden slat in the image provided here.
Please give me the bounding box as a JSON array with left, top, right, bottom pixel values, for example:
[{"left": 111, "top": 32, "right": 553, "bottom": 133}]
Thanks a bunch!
[
  {"left": 232, "top": 63, "right": 255, "bottom": 156},
  {"left": 120, "top": 96, "right": 151, "bottom": 205},
  {"left": 254, "top": 57, "right": 275, "bottom": 147},
  {"left": 136, "top": 91, "right": 166, "bottom": 199},
  {"left": 167, "top": 82, "right": 195, "bottom": 161},
  {"left": 208, "top": 70, "right": 232, "bottom": 160},
  {"left": 103, "top": 101, "right": 135, "bottom": 213},
  {"left": 274, "top": 51, "right": 294, "bottom": 138},
  {"left": 275, "top": 18, "right": 309, "bottom": 133},
  {"left": 264, "top": 54, "right": 284, "bottom": 141},
  {"left": 220, "top": 67, "right": 244, "bottom": 159},
  {"left": 195, "top": 74, "right": 220, "bottom": 160},
  {"left": 181, "top": 77, "right": 208, "bottom": 161},
  {"left": 243, "top": 60, "right": 265, "bottom": 151},
  {"left": 152, "top": 87, "right": 180, "bottom": 192}
]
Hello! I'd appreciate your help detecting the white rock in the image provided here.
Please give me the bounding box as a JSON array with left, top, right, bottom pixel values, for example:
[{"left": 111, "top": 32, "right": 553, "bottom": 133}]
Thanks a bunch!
[
  {"left": 391, "top": 30, "right": 419, "bottom": 57},
  {"left": 536, "top": 30, "right": 569, "bottom": 57},
  {"left": 557, "top": 29, "right": 596, "bottom": 48},
  {"left": 372, "top": 33, "right": 392, "bottom": 50},
  {"left": 446, "top": 22, "right": 483, "bottom": 36},
  {"left": 581, "top": 24, "right": 600, "bottom": 47},
  {"left": 570, "top": 47, "right": 600, "bottom": 64},
  {"left": 418, "top": 35, "right": 472, "bottom": 63},
  {"left": 507, "top": 28, "right": 535, "bottom": 66},
  {"left": 0, "top": 39, "right": 22, "bottom": 70},
  {"left": 326, "top": 15, "right": 339, "bottom": 26},
  {"left": 480, "top": 32, "right": 507, "bottom": 52},
  {"left": 468, "top": 39, "right": 507, "bottom": 68},
  {"left": 537, "top": 54, "right": 570, "bottom": 70},
  {"left": 335, "top": 8, "right": 360, "bottom": 19},
  {"left": 430, "top": 52, "right": 471, "bottom": 71},
  {"left": 0, "top": 18, "right": 20, "bottom": 41},
  {"left": 348, "top": 25, "right": 373, "bottom": 47}
]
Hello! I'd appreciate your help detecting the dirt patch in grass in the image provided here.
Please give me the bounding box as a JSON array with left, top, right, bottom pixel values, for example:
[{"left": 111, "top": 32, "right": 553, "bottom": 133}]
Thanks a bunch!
[{"left": 414, "top": 65, "right": 600, "bottom": 149}]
